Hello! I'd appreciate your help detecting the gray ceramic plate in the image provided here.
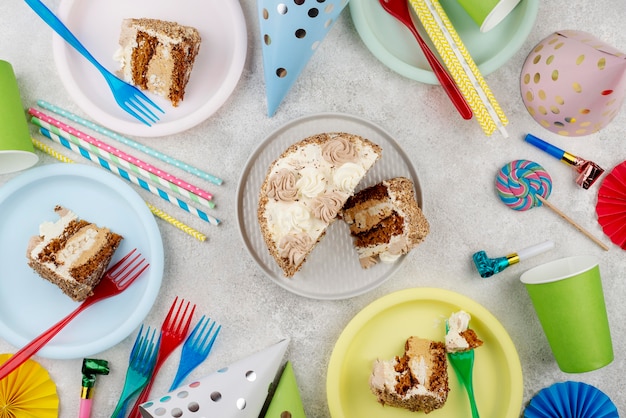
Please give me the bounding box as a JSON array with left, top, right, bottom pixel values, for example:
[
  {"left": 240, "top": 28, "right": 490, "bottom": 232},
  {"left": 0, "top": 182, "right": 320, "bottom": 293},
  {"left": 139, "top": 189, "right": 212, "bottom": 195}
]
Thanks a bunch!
[{"left": 236, "top": 113, "right": 422, "bottom": 300}]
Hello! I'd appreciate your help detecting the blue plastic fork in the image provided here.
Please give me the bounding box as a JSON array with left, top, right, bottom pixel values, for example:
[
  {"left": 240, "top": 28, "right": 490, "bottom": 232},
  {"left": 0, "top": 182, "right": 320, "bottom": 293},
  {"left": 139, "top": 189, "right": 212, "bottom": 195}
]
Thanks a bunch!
[
  {"left": 110, "top": 325, "right": 160, "bottom": 418},
  {"left": 169, "top": 315, "right": 221, "bottom": 390},
  {"left": 24, "top": 0, "right": 164, "bottom": 126}
]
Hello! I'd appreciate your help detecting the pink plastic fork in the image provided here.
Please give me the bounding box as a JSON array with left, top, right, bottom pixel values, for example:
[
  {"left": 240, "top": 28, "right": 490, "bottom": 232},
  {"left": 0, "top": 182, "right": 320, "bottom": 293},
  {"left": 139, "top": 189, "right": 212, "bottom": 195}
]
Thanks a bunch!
[
  {"left": 0, "top": 249, "right": 149, "bottom": 381},
  {"left": 129, "top": 297, "right": 196, "bottom": 417}
]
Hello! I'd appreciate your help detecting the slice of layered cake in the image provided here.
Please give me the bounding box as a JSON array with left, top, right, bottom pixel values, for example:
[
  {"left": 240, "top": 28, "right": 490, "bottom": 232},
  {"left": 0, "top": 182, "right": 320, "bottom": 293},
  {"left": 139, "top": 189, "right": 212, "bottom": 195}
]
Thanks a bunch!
[
  {"left": 115, "top": 18, "right": 201, "bottom": 107},
  {"left": 257, "top": 132, "right": 382, "bottom": 277},
  {"left": 26, "top": 205, "right": 123, "bottom": 302},
  {"left": 445, "top": 311, "right": 483, "bottom": 353},
  {"left": 341, "top": 177, "right": 429, "bottom": 268},
  {"left": 369, "top": 336, "right": 449, "bottom": 413}
]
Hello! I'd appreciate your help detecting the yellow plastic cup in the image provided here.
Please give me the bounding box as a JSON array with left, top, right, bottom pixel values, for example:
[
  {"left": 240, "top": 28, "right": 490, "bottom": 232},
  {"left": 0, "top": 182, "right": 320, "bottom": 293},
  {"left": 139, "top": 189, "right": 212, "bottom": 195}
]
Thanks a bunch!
[
  {"left": 456, "top": 0, "right": 522, "bottom": 32},
  {"left": 520, "top": 255, "right": 613, "bottom": 373},
  {"left": 0, "top": 60, "right": 38, "bottom": 174}
]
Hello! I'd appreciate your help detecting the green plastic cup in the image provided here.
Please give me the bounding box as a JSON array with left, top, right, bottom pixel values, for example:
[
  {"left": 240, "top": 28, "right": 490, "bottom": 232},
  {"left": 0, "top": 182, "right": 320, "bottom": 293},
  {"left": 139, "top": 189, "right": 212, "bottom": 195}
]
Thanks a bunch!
[
  {"left": 0, "top": 60, "right": 38, "bottom": 175},
  {"left": 520, "top": 255, "right": 613, "bottom": 373},
  {"left": 456, "top": 0, "right": 522, "bottom": 32}
]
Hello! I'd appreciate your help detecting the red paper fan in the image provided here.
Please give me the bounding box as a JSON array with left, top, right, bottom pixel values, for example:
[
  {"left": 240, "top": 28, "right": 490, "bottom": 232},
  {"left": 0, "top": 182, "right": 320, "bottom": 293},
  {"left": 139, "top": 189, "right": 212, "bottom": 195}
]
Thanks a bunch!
[{"left": 596, "top": 161, "right": 626, "bottom": 249}]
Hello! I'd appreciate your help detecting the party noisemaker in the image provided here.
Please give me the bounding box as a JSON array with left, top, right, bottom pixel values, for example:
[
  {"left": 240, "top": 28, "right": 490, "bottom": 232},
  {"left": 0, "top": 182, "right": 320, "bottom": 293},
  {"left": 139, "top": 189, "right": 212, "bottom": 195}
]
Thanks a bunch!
[
  {"left": 258, "top": 0, "right": 349, "bottom": 116},
  {"left": 525, "top": 134, "right": 604, "bottom": 190},
  {"left": 596, "top": 160, "right": 626, "bottom": 249},
  {"left": 472, "top": 240, "right": 554, "bottom": 278},
  {"left": 496, "top": 159, "right": 608, "bottom": 251}
]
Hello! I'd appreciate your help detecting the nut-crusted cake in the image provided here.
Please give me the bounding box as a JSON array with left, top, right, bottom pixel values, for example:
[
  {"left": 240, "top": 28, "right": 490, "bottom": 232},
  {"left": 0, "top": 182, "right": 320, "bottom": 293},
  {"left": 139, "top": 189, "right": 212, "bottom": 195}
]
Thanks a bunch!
[
  {"left": 257, "top": 132, "right": 382, "bottom": 277},
  {"left": 26, "top": 206, "right": 123, "bottom": 302},
  {"left": 370, "top": 336, "right": 449, "bottom": 413},
  {"left": 341, "top": 177, "right": 429, "bottom": 268},
  {"left": 115, "top": 18, "right": 201, "bottom": 107}
]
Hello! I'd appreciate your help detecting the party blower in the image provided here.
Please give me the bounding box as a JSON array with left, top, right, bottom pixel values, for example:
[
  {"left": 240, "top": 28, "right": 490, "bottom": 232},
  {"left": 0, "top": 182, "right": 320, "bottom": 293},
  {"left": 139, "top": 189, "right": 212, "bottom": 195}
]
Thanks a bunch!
[
  {"left": 525, "top": 133, "right": 604, "bottom": 189},
  {"left": 79, "top": 358, "right": 109, "bottom": 418},
  {"left": 472, "top": 240, "right": 555, "bottom": 278}
]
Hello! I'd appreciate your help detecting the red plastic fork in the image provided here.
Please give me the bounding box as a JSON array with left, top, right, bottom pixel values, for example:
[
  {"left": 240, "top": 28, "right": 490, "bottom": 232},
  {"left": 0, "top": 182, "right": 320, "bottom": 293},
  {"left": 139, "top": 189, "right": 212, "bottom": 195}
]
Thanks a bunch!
[
  {"left": 129, "top": 297, "right": 196, "bottom": 418},
  {"left": 0, "top": 249, "right": 149, "bottom": 381},
  {"left": 379, "top": 0, "right": 472, "bottom": 120}
]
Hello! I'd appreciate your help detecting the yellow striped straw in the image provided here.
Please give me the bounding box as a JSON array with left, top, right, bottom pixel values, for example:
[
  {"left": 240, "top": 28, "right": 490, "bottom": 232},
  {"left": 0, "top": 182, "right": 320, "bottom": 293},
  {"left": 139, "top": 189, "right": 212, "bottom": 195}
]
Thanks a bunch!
[
  {"left": 409, "top": 0, "right": 508, "bottom": 137},
  {"left": 31, "top": 137, "right": 207, "bottom": 242}
]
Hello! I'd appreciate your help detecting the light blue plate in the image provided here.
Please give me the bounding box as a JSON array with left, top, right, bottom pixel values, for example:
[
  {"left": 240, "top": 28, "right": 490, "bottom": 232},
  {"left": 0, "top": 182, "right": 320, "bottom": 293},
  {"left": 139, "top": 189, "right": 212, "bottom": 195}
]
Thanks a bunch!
[
  {"left": 0, "top": 164, "right": 164, "bottom": 359},
  {"left": 350, "top": 0, "right": 539, "bottom": 84}
]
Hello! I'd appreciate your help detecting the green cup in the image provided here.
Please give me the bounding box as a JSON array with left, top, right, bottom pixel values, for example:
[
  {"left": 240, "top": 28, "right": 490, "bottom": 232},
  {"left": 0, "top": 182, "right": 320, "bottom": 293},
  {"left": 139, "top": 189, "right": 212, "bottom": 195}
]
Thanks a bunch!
[
  {"left": 456, "top": 0, "right": 522, "bottom": 32},
  {"left": 0, "top": 60, "right": 38, "bottom": 175},
  {"left": 520, "top": 255, "right": 613, "bottom": 373}
]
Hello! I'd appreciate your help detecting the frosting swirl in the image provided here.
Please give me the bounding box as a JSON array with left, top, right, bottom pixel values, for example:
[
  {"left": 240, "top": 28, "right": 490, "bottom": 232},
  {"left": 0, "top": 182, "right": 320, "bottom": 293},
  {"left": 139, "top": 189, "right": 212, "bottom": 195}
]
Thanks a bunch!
[
  {"left": 275, "top": 202, "right": 312, "bottom": 236},
  {"left": 310, "top": 191, "right": 345, "bottom": 223},
  {"left": 296, "top": 167, "right": 326, "bottom": 198},
  {"left": 279, "top": 233, "right": 313, "bottom": 267},
  {"left": 333, "top": 162, "right": 366, "bottom": 193},
  {"left": 322, "top": 137, "right": 358, "bottom": 165},
  {"left": 267, "top": 168, "right": 298, "bottom": 202}
]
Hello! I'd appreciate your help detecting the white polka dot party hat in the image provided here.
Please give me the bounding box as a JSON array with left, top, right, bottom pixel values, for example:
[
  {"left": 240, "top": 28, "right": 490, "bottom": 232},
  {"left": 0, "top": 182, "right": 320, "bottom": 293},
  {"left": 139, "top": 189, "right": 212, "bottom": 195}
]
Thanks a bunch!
[
  {"left": 139, "top": 338, "right": 289, "bottom": 418},
  {"left": 520, "top": 30, "right": 626, "bottom": 137},
  {"left": 258, "top": 0, "right": 350, "bottom": 116}
]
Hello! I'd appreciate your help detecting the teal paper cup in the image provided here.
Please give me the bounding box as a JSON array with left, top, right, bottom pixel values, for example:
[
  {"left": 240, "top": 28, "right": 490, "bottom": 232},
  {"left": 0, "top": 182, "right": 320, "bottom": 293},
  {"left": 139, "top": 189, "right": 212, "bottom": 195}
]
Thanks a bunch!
[
  {"left": 520, "top": 255, "right": 613, "bottom": 373},
  {"left": 0, "top": 60, "right": 38, "bottom": 174},
  {"left": 456, "top": 0, "right": 522, "bottom": 32}
]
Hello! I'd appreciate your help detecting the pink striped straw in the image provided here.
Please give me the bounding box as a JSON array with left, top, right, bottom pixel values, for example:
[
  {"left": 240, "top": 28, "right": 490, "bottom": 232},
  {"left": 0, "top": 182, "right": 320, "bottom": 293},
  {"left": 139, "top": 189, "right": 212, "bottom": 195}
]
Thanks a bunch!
[{"left": 28, "top": 108, "right": 213, "bottom": 202}]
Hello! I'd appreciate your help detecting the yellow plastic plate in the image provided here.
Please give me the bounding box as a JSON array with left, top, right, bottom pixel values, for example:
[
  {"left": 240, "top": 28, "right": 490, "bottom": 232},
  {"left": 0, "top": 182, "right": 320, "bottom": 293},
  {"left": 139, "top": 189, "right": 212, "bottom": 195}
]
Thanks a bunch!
[{"left": 326, "top": 288, "right": 523, "bottom": 417}]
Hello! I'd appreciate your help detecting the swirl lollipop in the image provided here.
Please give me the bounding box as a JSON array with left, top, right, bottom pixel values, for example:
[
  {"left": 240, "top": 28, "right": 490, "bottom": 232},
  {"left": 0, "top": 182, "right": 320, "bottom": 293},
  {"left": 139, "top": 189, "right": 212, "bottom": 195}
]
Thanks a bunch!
[{"left": 496, "top": 160, "right": 609, "bottom": 251}]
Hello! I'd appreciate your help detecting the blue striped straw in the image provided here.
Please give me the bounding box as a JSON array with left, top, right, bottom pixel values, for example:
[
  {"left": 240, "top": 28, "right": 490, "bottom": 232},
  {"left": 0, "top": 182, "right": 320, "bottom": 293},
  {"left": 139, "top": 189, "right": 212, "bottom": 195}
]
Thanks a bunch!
[
  {"left": 38, "top": 127, "right": 221, "bottom": 226},
  {"left": 37, "top": 100, "right": 224, "bottom": 186}
]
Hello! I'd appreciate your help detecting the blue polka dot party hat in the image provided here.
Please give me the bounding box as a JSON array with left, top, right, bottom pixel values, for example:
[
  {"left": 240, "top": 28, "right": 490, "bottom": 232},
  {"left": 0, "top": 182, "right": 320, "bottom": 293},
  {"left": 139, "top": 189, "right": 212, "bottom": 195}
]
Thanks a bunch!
[{"left": 258, "top": 0, "right": 350, "bottom": 116}]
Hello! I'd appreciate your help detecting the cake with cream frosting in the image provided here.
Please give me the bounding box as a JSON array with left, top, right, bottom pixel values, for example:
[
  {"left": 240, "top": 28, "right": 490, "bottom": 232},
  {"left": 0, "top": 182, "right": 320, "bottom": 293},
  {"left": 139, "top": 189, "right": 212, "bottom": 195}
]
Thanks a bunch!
[
  {"left": 115, "top": 18, "right": 201, "bottom": 107},
  {"left": 257, "top": 132, "right": 382, "bottom": 277},
  {"left": 369, "top": 336, "right": 449, "bottom": 413},
  {"left": 26, "top": 206, "right": 123, "bottom": 302},
  {"left": 445, "top": 311, "right": 483, "bottom": 353},
  {"left": 341, "top": 177, "right": 429, "bottom": 268}
]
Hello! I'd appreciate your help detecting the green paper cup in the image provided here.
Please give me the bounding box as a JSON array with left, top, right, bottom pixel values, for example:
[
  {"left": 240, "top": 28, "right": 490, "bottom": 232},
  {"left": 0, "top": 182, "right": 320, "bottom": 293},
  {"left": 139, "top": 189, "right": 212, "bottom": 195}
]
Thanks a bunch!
[
  {"left": 456, "top": 0, "right": 522, "bottom": 32},
  {"left": 520, "top": 255, "right": 613, "bottom": 373},
  {"left": 0, "top": 60, "right": 38, "bottom": 175}
]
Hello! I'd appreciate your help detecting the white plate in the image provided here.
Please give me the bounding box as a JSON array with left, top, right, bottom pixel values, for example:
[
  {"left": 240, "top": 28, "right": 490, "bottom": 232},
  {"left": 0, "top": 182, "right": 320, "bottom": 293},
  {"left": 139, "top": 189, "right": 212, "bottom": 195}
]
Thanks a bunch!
[
  {"left": 236, "top": 113, "right": 422, "bottom": 300},
  {"left": 0, "top": 164, "right": 164, "bottom": 359},
  {"left": 52, "top": 0, "right": 247, "bottom": 137}
]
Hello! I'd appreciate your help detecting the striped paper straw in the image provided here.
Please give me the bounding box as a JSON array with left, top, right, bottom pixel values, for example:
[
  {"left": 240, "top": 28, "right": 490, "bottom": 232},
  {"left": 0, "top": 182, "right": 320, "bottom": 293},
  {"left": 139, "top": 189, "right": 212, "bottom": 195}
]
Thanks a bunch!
[
  {"left": 37, "top": 100, "right": 223, "bottom": 186},
  {"left": 30, "top": 137, "right": 208, "bottom": 242},
  {"left": 409, "top": 0, "right": 508, "bottom": 137},
  {"left": 38, "top": 127, "right": 221, "bottom": 226},
  {"left": 29, "top": 108, "right": 216, "bottom": 208}
]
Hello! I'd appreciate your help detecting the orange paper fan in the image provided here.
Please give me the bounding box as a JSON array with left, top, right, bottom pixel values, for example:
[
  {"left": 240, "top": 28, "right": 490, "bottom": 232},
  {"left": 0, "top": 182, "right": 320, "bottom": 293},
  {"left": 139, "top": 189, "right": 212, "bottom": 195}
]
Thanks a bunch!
[
  {"left": 596, "top": 161, "right": 626, "bottom": 249},
  {"left": 0, "top": 354, "right": 59, "bottom": 418}
]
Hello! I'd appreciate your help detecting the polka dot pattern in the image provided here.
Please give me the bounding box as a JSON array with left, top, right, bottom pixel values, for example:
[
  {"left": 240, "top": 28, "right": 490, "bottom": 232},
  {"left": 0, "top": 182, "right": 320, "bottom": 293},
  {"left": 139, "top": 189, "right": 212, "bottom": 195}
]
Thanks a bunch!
[
  {"left": 520, "top": 30, "right": 626, "bottom": 136},
  {"left": 138, "top": 339, "right": 289, "bottom": 417},
  {"left": 258, "top": 0, "right": 350, "bottom": 116}
]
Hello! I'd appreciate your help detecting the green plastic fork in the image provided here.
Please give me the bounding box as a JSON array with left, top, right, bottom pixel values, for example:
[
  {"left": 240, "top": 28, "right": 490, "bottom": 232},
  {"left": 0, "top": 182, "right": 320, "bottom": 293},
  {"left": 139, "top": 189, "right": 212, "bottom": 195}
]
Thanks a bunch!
[
  {"left": 110, "top": 325, "right": 160, "bottom": 418},
  {"left": 446, "top": 322, "right": 480, "bottom": 418}
]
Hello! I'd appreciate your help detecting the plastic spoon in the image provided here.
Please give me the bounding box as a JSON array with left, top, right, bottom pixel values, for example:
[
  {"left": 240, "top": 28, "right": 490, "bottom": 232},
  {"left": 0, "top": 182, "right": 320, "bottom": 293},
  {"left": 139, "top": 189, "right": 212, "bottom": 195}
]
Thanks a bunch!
[{"left": 379, "top": 0, "right": 472, "bottom": 120}]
